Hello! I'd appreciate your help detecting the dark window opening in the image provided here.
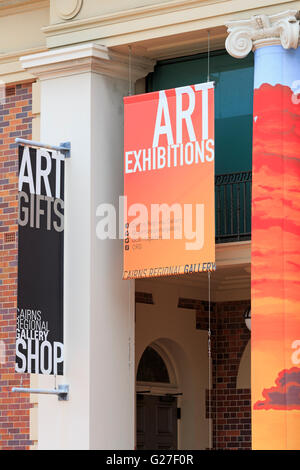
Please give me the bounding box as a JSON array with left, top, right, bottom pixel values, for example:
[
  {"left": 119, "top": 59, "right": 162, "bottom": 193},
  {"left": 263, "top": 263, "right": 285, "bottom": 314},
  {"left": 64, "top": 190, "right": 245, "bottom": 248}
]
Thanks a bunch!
[{"left": 137, "top": 346, "right": 170, "bottom": 383}]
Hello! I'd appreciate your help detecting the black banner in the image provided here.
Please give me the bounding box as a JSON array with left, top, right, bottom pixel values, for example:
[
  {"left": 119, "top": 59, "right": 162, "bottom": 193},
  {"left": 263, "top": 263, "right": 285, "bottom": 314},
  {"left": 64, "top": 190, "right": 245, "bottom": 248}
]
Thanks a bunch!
[{"left": 16, "top": 145, "right": 64, "bottom": 375}]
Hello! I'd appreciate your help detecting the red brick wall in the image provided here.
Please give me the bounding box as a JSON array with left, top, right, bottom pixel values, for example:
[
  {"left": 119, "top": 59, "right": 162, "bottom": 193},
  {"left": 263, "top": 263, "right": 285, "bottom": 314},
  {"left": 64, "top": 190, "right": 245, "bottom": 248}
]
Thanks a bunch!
[
  {"left": 200, "top": 300, "right": 251, "bottom": 450},
  {"left": 180, "top": 298, "right": 251, "bottom": 449},
  {"left": 0, "top": 82, "right": 34, "bottom": 450},
  {"left": 214, "top": 301, "right": 251, "bottom": 449}
]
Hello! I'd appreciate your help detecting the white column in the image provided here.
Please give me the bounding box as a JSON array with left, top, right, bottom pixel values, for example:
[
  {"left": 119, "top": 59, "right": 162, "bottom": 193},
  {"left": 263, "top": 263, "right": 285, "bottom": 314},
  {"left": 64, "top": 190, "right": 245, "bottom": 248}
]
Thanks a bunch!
[
  {"left": 225, "top": 10, "right": 300, "bottom": 450},
  {"left": 20, "top": 43, "right": 154, "bottom": 450}
]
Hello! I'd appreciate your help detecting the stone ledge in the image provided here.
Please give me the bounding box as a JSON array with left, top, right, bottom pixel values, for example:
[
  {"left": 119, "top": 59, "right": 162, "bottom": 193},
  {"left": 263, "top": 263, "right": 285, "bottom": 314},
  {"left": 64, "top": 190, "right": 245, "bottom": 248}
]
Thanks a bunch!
[{"left": 20, "top": 43, "right": 155, "bottom": 81}]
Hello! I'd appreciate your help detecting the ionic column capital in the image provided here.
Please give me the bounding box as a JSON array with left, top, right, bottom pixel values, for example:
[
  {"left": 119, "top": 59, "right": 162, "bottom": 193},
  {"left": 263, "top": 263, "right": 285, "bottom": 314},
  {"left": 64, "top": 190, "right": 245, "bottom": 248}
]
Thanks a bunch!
[{"left": 225, "top": 10, "right": 300, "bottom": 59}]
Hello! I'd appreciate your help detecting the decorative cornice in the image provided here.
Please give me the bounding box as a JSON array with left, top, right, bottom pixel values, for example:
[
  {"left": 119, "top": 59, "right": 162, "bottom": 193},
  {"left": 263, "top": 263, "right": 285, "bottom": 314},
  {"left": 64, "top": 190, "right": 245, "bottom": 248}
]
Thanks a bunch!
[
  {"left": 225, "top": 9, "right": 300, "bottom": 59},
  {"left": 0, "top": 0, "right": 48, "bottom": 17},
  {"left": 0, "top": 46, "right": 47, "bottom": 85},
  {"left": 0, "top": 46, "right": 47, "bottom": 65},
  {"left": 20, "top": 43, "right": 155, "bottom": 81},
  {"left": 43, "top": 0, "right": 225, "bottom": 35},
  {"left": 42, "top": 0, "right": 300, "bottom": 52}
]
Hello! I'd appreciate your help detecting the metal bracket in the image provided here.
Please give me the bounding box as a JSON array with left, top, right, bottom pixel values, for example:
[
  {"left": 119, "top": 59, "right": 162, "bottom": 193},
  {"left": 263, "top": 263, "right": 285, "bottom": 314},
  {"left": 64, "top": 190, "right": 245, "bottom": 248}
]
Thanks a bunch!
[
  {"left": 15, "top": 138, "right": 71, "bottom": 158},
  {"left": 59, "top": 141, "right": 71, "bottom": 158},
  {"left": 12, "top": 384, "right": 69, "bottom": 401}
]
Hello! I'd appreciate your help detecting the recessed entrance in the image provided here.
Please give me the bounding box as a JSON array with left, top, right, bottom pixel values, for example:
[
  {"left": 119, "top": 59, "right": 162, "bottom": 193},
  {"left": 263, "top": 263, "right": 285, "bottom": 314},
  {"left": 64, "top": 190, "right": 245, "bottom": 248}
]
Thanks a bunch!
[
  {"left": 135, "top": 266, "right": 251, "bottom": 449},
  {"left": 136, "top": 344, "right": 179, "bottom": 450}
]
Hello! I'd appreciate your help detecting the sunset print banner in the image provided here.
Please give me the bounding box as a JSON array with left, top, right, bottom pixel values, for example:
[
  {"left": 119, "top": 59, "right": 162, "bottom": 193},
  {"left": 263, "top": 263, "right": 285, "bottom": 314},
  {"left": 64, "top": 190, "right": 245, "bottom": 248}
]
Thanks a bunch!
[
  {"left": 252, "top": 46, "right": 300, "bottom": 449},
  {"left": 123, "top": 83, "right": 215, "bottom": 279}
]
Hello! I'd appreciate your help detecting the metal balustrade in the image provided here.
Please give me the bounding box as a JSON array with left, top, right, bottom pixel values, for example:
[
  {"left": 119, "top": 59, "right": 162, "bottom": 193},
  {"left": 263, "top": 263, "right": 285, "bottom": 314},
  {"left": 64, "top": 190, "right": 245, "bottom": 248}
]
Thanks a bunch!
[{"left": 215, "top": 171, "right": 252, "bottom": 243}]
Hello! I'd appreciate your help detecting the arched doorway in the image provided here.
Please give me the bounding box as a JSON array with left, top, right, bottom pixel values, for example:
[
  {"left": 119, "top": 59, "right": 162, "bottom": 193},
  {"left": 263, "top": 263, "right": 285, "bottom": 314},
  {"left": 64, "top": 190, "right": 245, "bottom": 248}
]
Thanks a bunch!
[{"left": 136, "top": 343, "right": 180, "bottom": 450}]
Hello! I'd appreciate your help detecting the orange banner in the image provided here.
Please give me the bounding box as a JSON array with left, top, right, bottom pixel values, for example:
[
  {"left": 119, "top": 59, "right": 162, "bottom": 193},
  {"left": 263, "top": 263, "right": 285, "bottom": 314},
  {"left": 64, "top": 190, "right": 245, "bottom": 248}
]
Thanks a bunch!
[{"left": 123, "top": 83, "right": 215, "bottom": 279}]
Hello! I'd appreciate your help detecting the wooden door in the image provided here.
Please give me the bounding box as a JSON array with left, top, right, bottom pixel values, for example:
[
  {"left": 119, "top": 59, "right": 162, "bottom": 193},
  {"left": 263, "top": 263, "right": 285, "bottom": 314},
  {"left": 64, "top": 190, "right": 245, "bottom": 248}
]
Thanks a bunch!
[{"left": 136, "top": 394, "right": 178, "bottom": 450}]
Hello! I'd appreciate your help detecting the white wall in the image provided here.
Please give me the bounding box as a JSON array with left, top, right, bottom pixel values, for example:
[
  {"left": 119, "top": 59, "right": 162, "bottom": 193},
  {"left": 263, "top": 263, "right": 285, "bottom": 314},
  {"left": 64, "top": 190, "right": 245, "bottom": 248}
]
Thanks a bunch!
[{"left": 89, "top": 71, "right": 135, "bottom": 450}]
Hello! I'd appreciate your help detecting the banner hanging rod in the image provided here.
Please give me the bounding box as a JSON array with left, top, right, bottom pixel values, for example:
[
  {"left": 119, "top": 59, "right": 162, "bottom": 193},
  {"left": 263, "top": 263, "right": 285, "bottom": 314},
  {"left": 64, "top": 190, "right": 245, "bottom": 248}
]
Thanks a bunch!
[
  {"left": 15, "top": 138, "right": 71, "bottom": 158},
  {"left": 12, "top": 384, "right": 69, "bottom": 401}
]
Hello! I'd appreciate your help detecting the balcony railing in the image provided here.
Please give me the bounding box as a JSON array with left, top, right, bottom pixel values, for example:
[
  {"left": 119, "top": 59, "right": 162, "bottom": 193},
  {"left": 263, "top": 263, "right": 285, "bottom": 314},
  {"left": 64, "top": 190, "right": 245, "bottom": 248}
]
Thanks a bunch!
[{"left": 215, "top": 171, "right": 252, "bottom": 243}]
